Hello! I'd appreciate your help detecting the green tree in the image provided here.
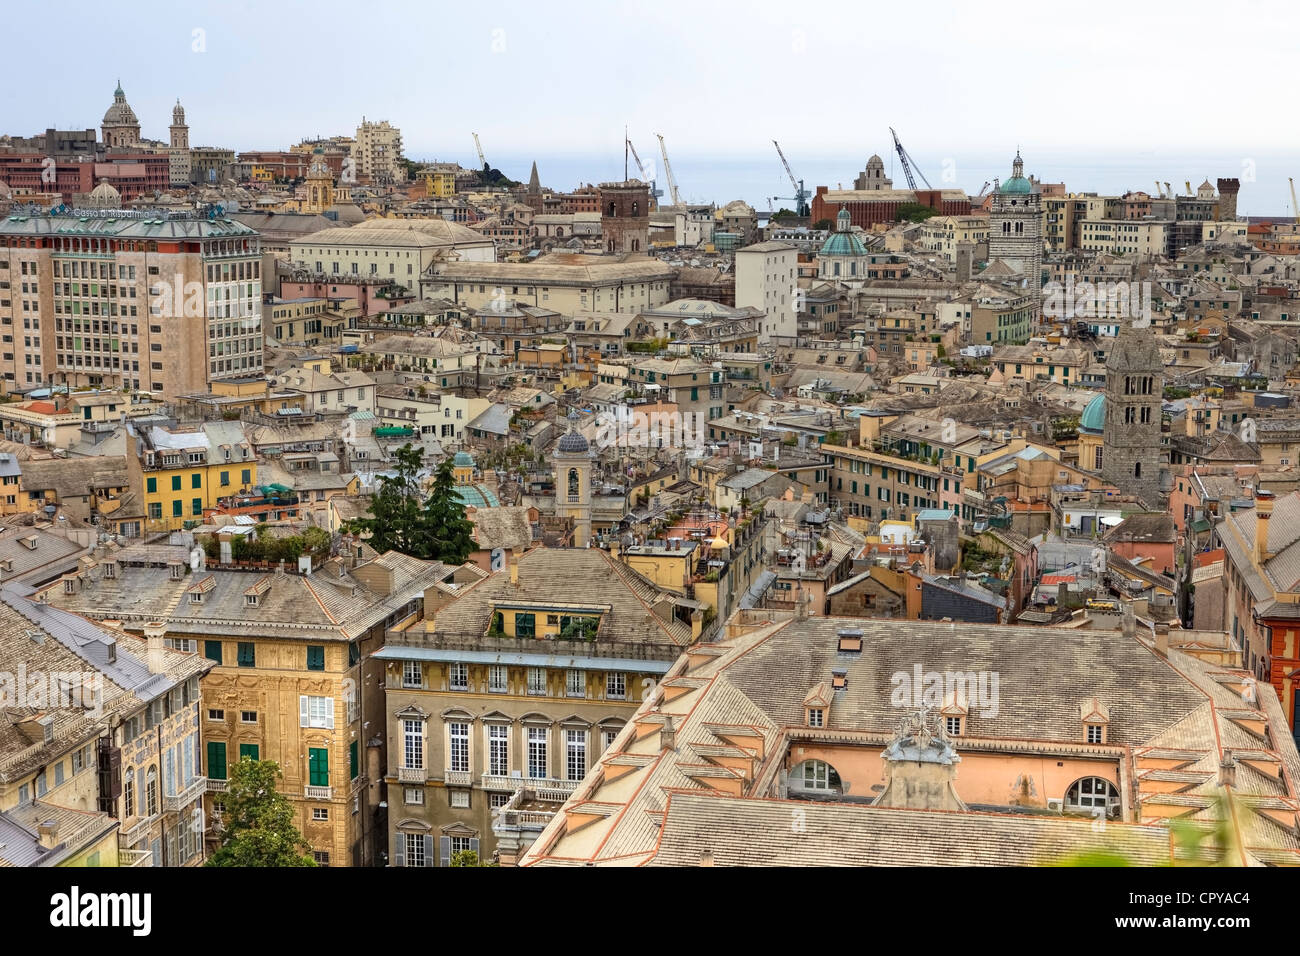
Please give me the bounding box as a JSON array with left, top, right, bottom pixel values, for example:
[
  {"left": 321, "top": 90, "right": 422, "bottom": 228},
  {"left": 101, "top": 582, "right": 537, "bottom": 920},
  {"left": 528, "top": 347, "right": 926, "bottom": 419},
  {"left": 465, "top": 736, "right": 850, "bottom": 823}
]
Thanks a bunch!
[
  {"left": 449, "top": 849, "right": 497, "bottom": 867},
  {"left": 895, "top": 202, "right": 939, "bottom": 223},
  {"left": 206, "top": 759, "right": 316, "bottom": 867},
  {"left": 344, "top": 443, "right": 428, "bottom": 555},
  {"left": 423, "top": 457, "right": 476, "bottom": 565}
]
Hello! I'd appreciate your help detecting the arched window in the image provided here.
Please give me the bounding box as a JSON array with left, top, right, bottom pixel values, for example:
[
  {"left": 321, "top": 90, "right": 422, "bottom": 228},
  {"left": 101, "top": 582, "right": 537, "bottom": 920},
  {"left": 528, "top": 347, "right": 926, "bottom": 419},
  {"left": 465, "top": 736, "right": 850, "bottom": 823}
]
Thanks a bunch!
[
  {"left": 790, "top": 759, "right": 842, "bottom": 793},
  {"left": 1065, "top": 776, "right": 1118, "bottom": 811},
  {"left": 568, "top": 467, "right": 580, "bottom": 498},
  {"left": 556, "top": 227, "right": 563, "bottom": 238},
  {"left": 123, "top": 768, "right": 135, "bottom": 818},
  {"left": 607, "top": 202, "right": 616, "bottom": 217},
  {"left": 631, "top": 202, "right": 639, "bottom": 216},
  {"left": 145, "top": 766, "right": 158, "bottom": 816}
]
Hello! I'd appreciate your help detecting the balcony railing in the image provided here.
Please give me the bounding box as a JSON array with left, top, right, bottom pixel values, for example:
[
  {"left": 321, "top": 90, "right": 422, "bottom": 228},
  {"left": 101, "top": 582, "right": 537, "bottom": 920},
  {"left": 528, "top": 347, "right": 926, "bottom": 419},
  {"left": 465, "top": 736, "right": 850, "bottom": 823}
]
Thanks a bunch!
[
  {"left": 304, "top": 785, "right": 332, "bottom": 800},
  {"left": 206, "top": 779, "right": 228, "bottom": 794},
  {"left": 164, "top": 776, "right": 207, "bottom": 812},
  {"left": 119, "top": 848, "right": 154, "bottom": 867},
  {"left": 480, "top": 774, "right": 579, "bottom": 801},
  {"left": 397, "top": 767, "right": 426, "bottom": 784},
  {"left": 120, "top": 814, "right": 159, "bottom": 846},
  {"left": 444, "top": 769, "right": 471, "bottom": 787}
]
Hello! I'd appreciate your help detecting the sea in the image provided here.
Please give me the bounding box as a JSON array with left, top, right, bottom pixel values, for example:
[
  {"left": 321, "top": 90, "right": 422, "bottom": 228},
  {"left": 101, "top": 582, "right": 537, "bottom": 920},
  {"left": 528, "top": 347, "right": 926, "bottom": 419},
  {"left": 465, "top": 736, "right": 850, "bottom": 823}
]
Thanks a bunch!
[{"left": 432, "top": 149, "right": 1300, "bottom": 220}]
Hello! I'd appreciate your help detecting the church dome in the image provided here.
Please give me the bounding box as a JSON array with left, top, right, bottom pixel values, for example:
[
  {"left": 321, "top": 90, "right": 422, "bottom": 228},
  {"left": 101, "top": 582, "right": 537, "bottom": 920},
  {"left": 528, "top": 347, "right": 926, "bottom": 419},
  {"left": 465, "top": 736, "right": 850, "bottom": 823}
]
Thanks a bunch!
[
  {"left": 1000, "top": 176, "right": 1033, "bottom": 195},
  {"left": 103, "top": 84, "right": 139, "bottom": 127},
  {"left": 557, "top": 429, "right": 589, "bottom": 454},
  {"left": 86, "top": 180, "right": 121, "bottom": 208},
  {"left": 820, "top": 206, "right": 867, "bottom": 257},
  {"left": 1080, "top": 393, "right": 1105, "bottom": 434},
  {"left": 453, "top": 451, "right": 475, "bottom": 468}
]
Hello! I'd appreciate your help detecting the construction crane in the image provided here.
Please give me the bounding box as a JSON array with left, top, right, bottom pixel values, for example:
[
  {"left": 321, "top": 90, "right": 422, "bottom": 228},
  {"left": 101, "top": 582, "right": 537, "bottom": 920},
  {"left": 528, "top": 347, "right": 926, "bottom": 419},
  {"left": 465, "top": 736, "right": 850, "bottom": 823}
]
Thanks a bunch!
[
  {"left": 472, "top": 133, "right": 487, "bottom": 169},
  {"left": 1290, "top": 177, "right": 1298, "bottom": 225},
  {"left": 976, "top": 181, "right": 992, "bottom": 199},
  {"left": 626, "top": 138, "right": 663, "bottom": 202},
  {"left": 889, "top": 127, "right": 932, "bottom": 191},
  {"left": 772, "top": 140, "right": 811, "bottom": 217},
  {"left": 655, "top": 133, "right": 681, "bottom": 206}
]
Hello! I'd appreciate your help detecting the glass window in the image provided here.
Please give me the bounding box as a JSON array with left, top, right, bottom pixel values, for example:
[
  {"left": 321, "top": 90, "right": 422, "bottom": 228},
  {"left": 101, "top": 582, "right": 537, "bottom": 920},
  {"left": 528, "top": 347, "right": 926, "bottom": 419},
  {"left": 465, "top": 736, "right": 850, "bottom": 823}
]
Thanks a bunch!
[
  {"left": 526, "top": 727, "right": 548, "bottom": 779},
  {"left": 448, "top": 722, "right": 469, "bottom": 773}
]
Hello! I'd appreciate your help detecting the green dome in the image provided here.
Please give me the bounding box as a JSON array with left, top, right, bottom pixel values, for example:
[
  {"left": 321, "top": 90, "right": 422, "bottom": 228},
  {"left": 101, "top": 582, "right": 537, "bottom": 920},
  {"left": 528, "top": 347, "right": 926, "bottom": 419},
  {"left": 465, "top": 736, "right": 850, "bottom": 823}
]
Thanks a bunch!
[
  {"left": 453, "top": 451, "right": 475, "bottom": 467},
  {"left": 820, "top": 231, "right": 867, "bottom": 258},
  {"left": 1080, "top": 394, "right": 1105, "bottom": 434},
  {"left": 1000, "top": 176, "right": 1032, "bottom": 195}
]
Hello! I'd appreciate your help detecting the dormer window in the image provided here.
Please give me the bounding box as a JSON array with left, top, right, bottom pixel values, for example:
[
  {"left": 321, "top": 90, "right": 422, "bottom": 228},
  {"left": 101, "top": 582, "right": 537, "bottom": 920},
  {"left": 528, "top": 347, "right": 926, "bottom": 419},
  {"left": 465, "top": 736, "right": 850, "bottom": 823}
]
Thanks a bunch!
[
  {"left": 1080, "top": 697, "right": 1110, "bottom": 744},
  {"left": 102, "top": 561, "right": 116, "bottom": 579},
  {"left": 189, "top": 591, "right": 203, "bottom": 605},
  {"left": 831, "top": 669, "right": 847, "bottom": 691},
  {"left": 246, "top": 593, "right": 259, "bottom": 607},
  {"left": 1086, "top": 723, "right": 1104, "bottom": 744},
  {"left": 807, "top": 708, "right": 824, "bottom": 728}
]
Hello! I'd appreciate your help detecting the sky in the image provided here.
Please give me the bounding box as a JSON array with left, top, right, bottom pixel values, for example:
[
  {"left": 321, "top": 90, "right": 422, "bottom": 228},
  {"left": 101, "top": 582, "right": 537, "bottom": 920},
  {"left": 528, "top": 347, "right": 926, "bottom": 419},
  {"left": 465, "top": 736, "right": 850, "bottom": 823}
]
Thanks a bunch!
[{"left": 7, "top": 0, "right": 1299, "bottom": 214}]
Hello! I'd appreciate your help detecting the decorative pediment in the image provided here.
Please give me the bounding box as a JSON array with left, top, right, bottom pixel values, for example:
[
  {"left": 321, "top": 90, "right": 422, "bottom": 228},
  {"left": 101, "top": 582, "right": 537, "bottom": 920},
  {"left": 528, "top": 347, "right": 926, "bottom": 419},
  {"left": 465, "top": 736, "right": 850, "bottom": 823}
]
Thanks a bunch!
[{"left": 395, "top": 703, "right": 430, "bottom": 721}]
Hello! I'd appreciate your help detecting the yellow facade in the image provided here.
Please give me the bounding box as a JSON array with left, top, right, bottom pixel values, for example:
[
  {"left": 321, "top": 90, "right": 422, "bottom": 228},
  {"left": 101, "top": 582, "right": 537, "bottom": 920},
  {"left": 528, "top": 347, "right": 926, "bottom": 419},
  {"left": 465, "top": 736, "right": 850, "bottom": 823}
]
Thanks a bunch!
[{"left": 142, "top": 458, "right": 258, "bottom": 531}]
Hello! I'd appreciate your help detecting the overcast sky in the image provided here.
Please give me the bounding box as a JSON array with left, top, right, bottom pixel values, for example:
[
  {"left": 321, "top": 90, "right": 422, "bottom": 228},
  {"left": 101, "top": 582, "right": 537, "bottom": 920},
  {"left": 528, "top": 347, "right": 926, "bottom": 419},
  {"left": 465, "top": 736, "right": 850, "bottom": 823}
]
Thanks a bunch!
[{"left": 8, "top": 0, "right": 1296, "bottom": 178}]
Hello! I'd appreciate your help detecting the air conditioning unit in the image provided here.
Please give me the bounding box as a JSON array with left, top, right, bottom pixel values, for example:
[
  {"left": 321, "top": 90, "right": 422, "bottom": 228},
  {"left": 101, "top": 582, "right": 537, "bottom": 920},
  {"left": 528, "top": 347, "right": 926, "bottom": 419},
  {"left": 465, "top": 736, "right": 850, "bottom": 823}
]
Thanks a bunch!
[{"left": 1046, "top": 798, "right": 1064, "bottom": 812}]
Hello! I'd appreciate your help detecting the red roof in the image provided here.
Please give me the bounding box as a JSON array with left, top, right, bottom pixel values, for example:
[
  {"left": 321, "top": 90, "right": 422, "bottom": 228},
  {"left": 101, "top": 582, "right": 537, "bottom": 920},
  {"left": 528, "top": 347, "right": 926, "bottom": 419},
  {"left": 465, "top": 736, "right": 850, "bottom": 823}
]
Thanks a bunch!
[
  {"left": 20, "top": 401, "right": 57, "bottom": 415},
  {"left": 1041, "top": 574, "right": 1076, "bottom": 586}
]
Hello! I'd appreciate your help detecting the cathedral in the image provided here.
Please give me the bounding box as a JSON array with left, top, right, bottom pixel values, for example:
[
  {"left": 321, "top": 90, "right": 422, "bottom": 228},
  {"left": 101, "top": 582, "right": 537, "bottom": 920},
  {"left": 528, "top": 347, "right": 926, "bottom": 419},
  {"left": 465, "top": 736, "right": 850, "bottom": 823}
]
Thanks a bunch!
[
  {"left": 987, "top": 152, "right": 1043, "bottom": 318},
  {"left": 101, "top": 81, "right": 141, "bottom": 148}
]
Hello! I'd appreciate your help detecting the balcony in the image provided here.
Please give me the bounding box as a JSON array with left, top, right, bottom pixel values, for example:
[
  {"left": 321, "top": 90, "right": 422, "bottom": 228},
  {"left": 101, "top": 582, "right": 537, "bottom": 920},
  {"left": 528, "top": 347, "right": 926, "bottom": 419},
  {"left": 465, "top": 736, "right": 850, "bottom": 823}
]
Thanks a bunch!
[
  {"left": 119, "top": 848, "right": 154, "bottom": 867},
  {"left": 397, "top": 766, "right": 427, "bottom": 784},
  {"left": 206, "top": 779, "right": 228, "bottom": 794},
  {"left": 120, "top": 814, "right": 159, "bottom": 845},
  {"left": 164, "top": 776, "right": 207, "bottom": 812},
  {"left": 443, "top": 769, "right": 471, "bottom": 787},
  {"left": 304, "top": 785, "right": 332, "bottom": 800},
  {"left": 480, "top": 774, "right": 579, "bottom": 801}
]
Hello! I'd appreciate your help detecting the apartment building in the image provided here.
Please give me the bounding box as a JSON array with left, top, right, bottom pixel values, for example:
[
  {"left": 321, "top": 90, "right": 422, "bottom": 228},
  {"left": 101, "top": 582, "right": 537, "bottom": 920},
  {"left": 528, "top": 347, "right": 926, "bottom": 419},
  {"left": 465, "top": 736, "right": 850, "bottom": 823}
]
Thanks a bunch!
[
  {"left": 734, "top": 241, "right": 797, "bottom": 343},
  {"left": 1078, "top": 219, "right": 1169, "bottom": 258},
  {"left": 354, "top": 119, "right": 404, "bottom": 185},
  {"left": 127, "top": 421, "right": 255, "bottom": 532},
  {"left": 918, "top": 215, "right": 989, "bottom": 263},
  {"left": 0, "top": 213, "right": 263, "bottom": 398},
  {"left": 373, "top": 547, "right": 698, "bottom": 866},
  {"left": 624, "top": 356, "right": 725, "bottom": 422},
  {"left": 263, "top": 296, "right": 349, "bottom": 347},
  {"left": 0, "top": 586, "right": 212, "bottom": 867},
  {"left": 43, "top": 549, "right": 453, "bottom": 867}
]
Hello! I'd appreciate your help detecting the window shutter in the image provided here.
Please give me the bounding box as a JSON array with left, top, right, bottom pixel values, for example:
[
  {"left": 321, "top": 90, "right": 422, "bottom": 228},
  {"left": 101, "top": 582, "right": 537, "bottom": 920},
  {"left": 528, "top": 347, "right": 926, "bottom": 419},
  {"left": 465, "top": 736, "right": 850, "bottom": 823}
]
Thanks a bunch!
[
  {"left": 469, "top": 838, "right": 480, "bottom": 859},
  {"left": 424, "top": 835, "right": 435, "bottom": 867},
  {"left": 299, "top": 695, "right": 309, "bottom": 728},
  {"left": 393, "top": 835, "right": 404, "bottom": 868},
  {"left": 439, "top": 836, "right": 451, "bottom": 867},
  {"left": 325, "top": 700, "right": 334, "bottom": 730},
  {"left": 350, "top": 741, "right": 359, "bottom": 780}
]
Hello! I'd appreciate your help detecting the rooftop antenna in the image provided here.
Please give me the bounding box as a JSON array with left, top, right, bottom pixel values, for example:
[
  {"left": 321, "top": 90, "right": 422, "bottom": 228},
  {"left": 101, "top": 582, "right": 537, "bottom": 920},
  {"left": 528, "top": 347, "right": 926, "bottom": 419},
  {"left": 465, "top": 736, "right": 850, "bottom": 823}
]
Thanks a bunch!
[{"left": 624, "top": 125, "right": 628, "bottom": 182}]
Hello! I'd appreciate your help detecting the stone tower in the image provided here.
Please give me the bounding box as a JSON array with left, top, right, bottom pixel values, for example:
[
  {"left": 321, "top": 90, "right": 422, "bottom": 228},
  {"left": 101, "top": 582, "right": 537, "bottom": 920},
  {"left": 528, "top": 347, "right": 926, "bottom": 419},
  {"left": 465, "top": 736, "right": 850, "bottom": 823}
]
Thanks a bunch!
[
  {"left": 1102, "top": 326, "right": 1165, "bottom": 503},
  {"left": 553, "top": 425, "right": 593, "bottom": 546},
  {"left": 599, "top": 180, "right": 649, "bottom": 255},
  {"left": 1216, "top": 178, "right": 1240, "bottom": 221},
  {"left": 853, "top": 154, "right": 891, "bottom": 191},
  {"left": 303, "top": 148, "right": 334, "bottom": 215},
  {"left": 988, "top": 151, "right": 1042, "bottom": 319},
  {"left": 168, "top": 99, "right": 191, "bottom": 187}
]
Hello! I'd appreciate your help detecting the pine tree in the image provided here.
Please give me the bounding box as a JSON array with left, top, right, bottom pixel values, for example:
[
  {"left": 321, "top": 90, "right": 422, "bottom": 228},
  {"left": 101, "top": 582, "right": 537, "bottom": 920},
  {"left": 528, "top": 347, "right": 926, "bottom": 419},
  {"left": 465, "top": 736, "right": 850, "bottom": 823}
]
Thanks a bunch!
[
  {"left": 424, "top": 457, "right": 475, "bottom": 565},
  {"left": 345, "top": 443, "right": 427, "bottom": 555}
]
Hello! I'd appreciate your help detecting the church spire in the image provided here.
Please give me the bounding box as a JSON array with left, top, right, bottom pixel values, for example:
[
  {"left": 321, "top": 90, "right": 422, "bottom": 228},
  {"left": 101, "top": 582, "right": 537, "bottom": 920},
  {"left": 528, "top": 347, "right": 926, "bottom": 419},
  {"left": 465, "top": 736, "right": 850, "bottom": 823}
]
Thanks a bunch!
[{"left": 527, "top": 161, "right": 540, "bottom": 194}]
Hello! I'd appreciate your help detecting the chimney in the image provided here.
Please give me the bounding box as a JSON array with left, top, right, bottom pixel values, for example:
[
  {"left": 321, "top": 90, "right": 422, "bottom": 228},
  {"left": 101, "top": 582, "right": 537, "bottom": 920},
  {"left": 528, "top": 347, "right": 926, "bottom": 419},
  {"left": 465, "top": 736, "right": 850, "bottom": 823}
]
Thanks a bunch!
[
  {"left": 691, "top": 609, "right": 703, "bottom": 641},
  {"left": 660, "top": 715, "right": 676, "bottom": 753},
  {"left": 508, "top": 548, "right": 519, "bottom": 586},
  {"left": 1219, "top": 749, "right": 1236, "bottom": 789},
  {"left": 1121, "top": 603, "right": 1136, "bottom": 641},
  {"left": 37, "top": 820, "right": 60, "bottom": 850},
  {"left": 1154, "top": 622, "right": 1170, "bottom": 657},
  {"left": 610, "top": 539, "right": 620, "bottom": 561},
  {"left": 144, "top": 621, "right": 167, "bottom": 674},
  {"left": 699, "top": 849, "right": 715, "bottom": 867},
  {"left": 1256, "top": 491, "right": 1275, "bottom": 564}
]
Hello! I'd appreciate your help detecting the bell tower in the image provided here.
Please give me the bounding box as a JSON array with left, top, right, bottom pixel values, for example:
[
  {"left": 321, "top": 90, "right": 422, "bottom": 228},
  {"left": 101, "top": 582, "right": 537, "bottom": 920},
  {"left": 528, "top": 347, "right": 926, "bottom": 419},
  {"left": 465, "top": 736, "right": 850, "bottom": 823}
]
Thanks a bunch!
[{"left": 553, "top": 425, "right": 593, "bottom": 546}]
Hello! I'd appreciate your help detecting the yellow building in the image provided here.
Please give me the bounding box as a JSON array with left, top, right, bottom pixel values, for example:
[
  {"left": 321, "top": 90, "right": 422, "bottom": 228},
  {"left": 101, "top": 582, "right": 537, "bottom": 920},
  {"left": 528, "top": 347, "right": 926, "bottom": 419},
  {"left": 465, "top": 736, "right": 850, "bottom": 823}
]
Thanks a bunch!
[
  {"left": 130, "top": 422, "right": 258, "bottom": 531},
  {"left": 45, "top": 549, "right": 454, "bottom": 868}
]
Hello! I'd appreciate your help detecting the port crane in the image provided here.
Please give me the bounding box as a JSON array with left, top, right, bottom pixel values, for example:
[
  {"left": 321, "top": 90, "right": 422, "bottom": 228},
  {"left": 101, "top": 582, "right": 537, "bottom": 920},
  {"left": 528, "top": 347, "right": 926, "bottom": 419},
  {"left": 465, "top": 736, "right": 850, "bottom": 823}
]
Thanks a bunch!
[
  {"left": 889, "top": 127, "right": 932, "bottom": 190},
  {"left": 472, "top": 133, "right": 487, "bottom": 168},
  {"left": 1290, "top": 177, "right": 1299, "bottom": 225},
  {"left": 655, "top": 133, "right": 682, "bottom": 206},
  {"left": 626, "top": 138, "right": 663, "bottom": 202},
  {"left": 772, "top": 140, "right": 811, "bottom": 217}
]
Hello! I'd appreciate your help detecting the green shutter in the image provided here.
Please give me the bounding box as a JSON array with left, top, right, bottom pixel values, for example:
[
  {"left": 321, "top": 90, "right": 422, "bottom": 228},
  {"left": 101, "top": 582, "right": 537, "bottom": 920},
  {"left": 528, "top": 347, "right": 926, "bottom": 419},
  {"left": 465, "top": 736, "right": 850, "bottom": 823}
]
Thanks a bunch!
[
  {"left": 350, "top": 741, "right": 359, "bottom": 780},
  {"left": 192, "top": 497, "right": 202, "bottom": 516},
  {"left": 241, "top": 469, "right": 251, "bottom": 485},
  {"left": 171, "top": 476, "right": 181, "bottom": 491},
  {"left": 146, "top": 477, "right": 157, "bottom": 494},
  {"left": 307, "top": 646, "right": 325, "bottom": 671},
  {"left": 204, "top": 641, "right": 222, "bottom": 664},
  {"left": 172, "top": 500, "right": 182, "bottom": 517},
  {"left": 239, "top": 744, "right": 259, "bottom": 762},
  {"left": 309, "top": 748, "right": 328, "bottom": 786},
  {"left": 207, "top": 741, "right": 227, "bottom": 780},
  {"left": 192, "top": 473, "right": 202, "bottom": 489},
  {"left": 237, "top": 642, "right": 255, "bottom": 667}
]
